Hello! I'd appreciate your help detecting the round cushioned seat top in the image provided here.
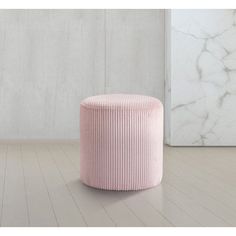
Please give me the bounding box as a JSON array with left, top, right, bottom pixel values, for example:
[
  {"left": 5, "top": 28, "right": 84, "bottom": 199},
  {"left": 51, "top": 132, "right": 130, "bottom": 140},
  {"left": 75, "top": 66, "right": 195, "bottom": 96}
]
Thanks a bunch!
[{"left": 81, "top": 94, "right": 162, "bottom": 110}]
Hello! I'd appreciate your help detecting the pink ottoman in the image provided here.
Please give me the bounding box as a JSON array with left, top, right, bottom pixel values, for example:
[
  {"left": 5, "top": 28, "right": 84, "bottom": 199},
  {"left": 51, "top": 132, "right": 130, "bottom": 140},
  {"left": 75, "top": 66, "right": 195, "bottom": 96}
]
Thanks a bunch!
[{"left": 80, "top": 94, "right": 163, "bottom": 191}]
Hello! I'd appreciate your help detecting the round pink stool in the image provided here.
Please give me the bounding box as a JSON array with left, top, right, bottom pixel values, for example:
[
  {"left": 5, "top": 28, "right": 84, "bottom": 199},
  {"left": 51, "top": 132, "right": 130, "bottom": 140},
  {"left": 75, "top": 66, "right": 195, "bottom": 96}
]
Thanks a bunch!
[{"left": 80, "top": 94, "right": 163, "bottom": 191}]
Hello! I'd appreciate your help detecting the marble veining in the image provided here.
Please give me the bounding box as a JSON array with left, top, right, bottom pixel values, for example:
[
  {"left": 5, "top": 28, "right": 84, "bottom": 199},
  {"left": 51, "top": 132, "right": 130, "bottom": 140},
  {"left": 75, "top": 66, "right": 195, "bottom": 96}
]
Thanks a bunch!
[{"left": 166, "top": 10, "right": 236, "bottom": 145}]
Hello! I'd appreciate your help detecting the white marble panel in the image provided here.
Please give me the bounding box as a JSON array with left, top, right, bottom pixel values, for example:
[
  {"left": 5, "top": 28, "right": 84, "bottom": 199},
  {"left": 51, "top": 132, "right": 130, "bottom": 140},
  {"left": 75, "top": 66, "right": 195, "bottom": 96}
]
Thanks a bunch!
[{"left": 166, "top": 9, "right": 236, "bottom": 146}]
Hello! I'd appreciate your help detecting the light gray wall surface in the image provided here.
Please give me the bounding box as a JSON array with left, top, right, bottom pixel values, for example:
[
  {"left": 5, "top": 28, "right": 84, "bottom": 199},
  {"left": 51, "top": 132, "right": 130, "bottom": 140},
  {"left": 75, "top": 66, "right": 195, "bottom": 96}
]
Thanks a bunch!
[
  {"left": 0, "top": 9, "right": 165, "bottom": 139},
  {"left": 105, "top": 10, "right": 165, "bottom": 97}
]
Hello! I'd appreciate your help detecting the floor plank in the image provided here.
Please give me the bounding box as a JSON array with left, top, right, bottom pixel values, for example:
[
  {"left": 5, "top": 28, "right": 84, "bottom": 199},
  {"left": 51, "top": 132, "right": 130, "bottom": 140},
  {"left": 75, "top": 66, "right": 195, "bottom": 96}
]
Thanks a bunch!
[
  {"left": 35, "top": 144, "right": 86, "bottom": 227},
  {"left": 21, "top": 144, "right": 58, "bottom": 226},
  {"left": 0, "top": 144, "right": 7, "bottom": 225},
  {"left": 165, "top": 148, "right": 236, "bottom": 209},
  {"left": 161, "top": 182, "right": 228, "bottom": 227},
  {"left": 48, "top": 144, "right": 116, "bottom": 227},
  {"left": 0, "top": 143, "right": 235, "bottom": 227},
  {"left": 122, "top": 191, "right": 173, "bottom": 227},
  {"left": 1, "top": 144, "right": 29, "bottom": 226},
  {"left": 139, "top": 186, "right": 200, "bottom": 226}
]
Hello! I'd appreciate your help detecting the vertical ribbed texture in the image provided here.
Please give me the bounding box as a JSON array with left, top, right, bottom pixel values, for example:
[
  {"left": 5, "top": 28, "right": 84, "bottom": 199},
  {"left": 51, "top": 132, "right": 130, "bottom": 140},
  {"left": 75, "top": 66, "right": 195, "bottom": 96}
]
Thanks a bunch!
[{"left": 80, "top": 94, "right": 163, "bottom": 191}]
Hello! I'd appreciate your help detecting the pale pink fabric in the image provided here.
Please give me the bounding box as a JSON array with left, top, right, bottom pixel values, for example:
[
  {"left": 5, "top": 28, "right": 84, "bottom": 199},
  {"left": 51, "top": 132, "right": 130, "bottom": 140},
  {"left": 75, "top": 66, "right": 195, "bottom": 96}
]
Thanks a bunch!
[{"left": 80, "top": 94, "right": 163, "bottom": 190}]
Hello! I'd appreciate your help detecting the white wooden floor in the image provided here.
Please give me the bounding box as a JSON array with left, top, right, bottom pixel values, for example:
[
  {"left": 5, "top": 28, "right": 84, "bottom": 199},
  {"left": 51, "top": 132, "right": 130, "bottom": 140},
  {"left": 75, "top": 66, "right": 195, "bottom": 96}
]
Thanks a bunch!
[{"left": 0, "top": 143, "right": 235, "bottom": 227}]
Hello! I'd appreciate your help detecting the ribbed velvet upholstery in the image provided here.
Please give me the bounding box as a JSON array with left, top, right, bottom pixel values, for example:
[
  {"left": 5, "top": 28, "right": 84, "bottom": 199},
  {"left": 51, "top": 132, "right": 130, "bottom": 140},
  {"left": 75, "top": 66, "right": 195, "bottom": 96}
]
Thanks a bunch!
[{"left": 80, "top": 94, "right": 163, "bottom": 190}]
